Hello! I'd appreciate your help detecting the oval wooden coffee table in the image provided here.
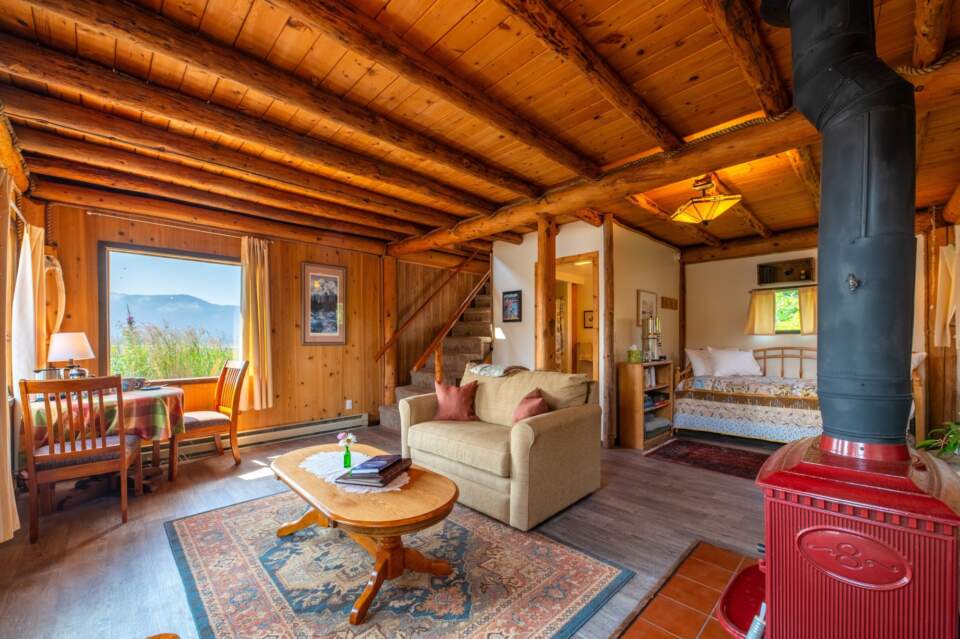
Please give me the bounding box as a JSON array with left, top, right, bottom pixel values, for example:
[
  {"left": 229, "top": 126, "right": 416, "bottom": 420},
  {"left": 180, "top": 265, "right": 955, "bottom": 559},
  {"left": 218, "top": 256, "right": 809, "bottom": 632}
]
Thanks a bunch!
[{"left": 271, "top": 443, "right": 459, "bottom": 625}]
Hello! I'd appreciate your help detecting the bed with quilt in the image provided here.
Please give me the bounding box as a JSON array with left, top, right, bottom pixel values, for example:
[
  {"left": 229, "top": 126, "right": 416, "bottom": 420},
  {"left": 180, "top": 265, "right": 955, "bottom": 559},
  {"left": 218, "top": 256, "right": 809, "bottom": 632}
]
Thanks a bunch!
[{"left": 675, "top": 347, "right": 924, "bottom": 444}]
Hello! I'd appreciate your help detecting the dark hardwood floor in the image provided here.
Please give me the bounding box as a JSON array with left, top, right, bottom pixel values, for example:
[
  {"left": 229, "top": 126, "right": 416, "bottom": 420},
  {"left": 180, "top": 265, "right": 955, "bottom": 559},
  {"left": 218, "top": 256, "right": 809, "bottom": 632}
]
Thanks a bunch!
[{"left": 0, "top": 427, "right": 765, "bottom": 639}]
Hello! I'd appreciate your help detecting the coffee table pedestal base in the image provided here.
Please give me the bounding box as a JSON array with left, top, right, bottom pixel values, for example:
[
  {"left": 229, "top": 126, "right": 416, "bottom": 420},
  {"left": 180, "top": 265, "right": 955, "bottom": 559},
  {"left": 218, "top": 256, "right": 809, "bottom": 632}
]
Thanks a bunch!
[{"left": 277, "top": 508, "right": 452, "bottom": 625}]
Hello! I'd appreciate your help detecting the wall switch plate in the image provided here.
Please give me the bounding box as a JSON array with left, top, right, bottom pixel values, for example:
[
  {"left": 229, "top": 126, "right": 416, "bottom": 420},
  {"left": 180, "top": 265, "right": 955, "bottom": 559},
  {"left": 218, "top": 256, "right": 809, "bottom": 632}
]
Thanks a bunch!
[{"left": 345, "top": 399, "right": 353, "bottom": 410}]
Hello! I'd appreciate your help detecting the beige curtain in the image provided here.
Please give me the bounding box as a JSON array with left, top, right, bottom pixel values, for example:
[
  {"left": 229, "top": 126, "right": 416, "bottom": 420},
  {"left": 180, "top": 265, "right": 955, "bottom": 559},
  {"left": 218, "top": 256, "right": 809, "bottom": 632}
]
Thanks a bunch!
[
  {"left": 241, "top": 237, "right": 273, "bottom": 410},
  {"left": 11, "top": 221, "right": 45, "bottom": 386},
  {"left": 799, "top": 286, "right": 817, "bottom": 335},
  {"left": 934, "top": 244, "right": 958, "bottom": 348},
  {"left": 744, "top": 289, "right": 776, "bottom": 335},
  {"left": 1, "top": 172, "right": 20, "bottom": 542}
]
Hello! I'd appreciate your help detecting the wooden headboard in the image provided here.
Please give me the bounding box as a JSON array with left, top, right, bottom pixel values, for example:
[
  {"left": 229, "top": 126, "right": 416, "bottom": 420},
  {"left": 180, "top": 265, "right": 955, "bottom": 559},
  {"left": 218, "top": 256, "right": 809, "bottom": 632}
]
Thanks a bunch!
[{"left": 753, "top": 347, "right": 817, "bottom": 379}]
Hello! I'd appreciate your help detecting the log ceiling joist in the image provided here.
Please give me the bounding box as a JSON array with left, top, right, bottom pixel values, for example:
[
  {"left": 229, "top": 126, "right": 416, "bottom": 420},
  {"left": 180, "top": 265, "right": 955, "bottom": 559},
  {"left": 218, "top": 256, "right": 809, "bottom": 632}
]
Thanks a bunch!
[
  {"left": 497, "top": 0, "right": 682, "bottom": 151},
  {"left": 944, "top": 183, "right": 960, "bottom": 223},
  {"left": 17, "top": 127, "right": 428, "bottom": 236},
  {"left": 0, "top": 33, "right": 499, "bottom": 217},
  {"left": 265, "top": 0, "right": 602, "bottom": 179},
  {"left": 706, "top": 171, "right": 773, "bottom": 238},
  {"left": 32, "top": 179, "right": 388, "bottom": 255},
  {"left": 21, "top": 0, "right": 540, "bottom": 199},
  {"left": 785, "top": 146, "right": 821, "bottom": 212},
  {"left": 701, "top": 0, "right": 791, "bottom": 116},
  {"left": 0, "top": 109, "right": 28, "bottom": 192},
  {"left": 0, "top": 84, "right": 522, "bottom": 245},
  {"left": 914, "top": 0, "right": 954, "bottom": 67},
  {"left": 571, "top": 208, "right": 604, "bottom": 227},
  {"left": 626, "top": 192, "right": 722, "bottom": 247}
]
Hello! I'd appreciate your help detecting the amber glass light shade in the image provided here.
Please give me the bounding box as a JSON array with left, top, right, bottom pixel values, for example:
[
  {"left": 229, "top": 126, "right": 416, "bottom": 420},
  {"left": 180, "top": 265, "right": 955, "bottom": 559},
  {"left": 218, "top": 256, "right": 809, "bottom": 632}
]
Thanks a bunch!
[{"left": 671, "top": 193, "right": 741, "bottom": 224}]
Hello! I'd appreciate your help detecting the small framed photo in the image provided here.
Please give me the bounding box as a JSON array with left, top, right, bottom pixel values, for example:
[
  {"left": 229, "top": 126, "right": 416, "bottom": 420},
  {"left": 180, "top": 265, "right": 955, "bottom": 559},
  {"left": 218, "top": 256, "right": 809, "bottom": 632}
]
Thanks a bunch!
[
  {"left": 302, "top": 262, "right": 346, "bottom": 345},
  {"left": 502, "top": 290, "right": 522, "bottom": 322},
  {"left": 637, "top": 289, "right": 657, "bottom": 326},
  {"left": 583, "top": 310, "right": 594, "bottom": 329}
]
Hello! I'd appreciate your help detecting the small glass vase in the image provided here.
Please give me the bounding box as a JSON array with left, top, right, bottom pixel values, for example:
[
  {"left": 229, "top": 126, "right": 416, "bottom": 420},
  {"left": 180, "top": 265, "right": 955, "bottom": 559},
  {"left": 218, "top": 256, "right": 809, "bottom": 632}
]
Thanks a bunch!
[{"left": 343, "top": 446, "right": 351, "bottom": 468}]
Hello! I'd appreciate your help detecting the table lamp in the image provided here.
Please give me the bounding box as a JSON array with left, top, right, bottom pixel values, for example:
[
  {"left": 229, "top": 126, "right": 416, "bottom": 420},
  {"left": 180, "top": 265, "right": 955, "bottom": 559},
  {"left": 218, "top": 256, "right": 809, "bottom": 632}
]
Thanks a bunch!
[{"left": 47, "top": 332, "right": 95, "bottom": 378}]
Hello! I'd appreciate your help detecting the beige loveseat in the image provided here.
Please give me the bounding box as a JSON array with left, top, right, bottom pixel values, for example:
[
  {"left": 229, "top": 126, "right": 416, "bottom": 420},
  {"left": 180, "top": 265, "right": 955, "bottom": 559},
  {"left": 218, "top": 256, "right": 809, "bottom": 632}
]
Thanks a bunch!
[{"left": 399, "top": 367, "right": 601, "bottom": 531}]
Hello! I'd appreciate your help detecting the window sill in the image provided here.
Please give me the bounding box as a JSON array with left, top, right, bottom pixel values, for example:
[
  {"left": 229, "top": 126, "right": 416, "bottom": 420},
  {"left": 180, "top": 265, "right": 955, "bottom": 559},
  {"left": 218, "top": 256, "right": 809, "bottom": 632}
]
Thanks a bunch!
[{"left": 148, "top": 376, "right": 218, "bottom": 386}]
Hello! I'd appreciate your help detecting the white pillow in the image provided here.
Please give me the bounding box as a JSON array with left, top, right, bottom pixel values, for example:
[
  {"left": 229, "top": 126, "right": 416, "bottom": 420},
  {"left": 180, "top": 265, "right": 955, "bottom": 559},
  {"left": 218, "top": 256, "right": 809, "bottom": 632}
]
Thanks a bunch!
[
  {"left": 708, "top": 347, "right": 762, "bottom": 377},
  {"left": 685, "top": 348, "right": 714, "bottom": 377}
]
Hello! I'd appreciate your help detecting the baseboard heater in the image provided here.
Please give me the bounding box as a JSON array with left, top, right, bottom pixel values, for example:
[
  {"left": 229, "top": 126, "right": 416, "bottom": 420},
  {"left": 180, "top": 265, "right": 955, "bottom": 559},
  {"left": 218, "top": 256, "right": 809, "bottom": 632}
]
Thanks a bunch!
[{"left": 146, "top": 413, "right": 369, "bottom": 463}]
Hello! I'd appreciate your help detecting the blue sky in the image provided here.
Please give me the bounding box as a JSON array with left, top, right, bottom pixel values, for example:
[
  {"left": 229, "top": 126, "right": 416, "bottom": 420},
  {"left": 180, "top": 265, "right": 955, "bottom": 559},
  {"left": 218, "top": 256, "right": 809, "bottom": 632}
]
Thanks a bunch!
[{"left": 109, "top": 250, "right": 241, "bottom": 306}]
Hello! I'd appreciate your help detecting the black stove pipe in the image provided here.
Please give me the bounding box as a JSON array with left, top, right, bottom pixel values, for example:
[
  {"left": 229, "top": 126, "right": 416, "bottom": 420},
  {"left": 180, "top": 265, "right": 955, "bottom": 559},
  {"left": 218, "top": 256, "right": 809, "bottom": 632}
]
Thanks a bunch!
[{"left": 761, "top": 0, "right": 916, "bottom": 448}]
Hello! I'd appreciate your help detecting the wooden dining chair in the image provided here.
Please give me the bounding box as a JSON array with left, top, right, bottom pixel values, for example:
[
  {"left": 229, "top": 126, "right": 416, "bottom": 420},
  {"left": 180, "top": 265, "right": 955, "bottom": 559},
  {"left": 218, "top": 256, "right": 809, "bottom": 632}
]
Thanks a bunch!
[
  {"left": 168, "top": 360, "right": 248, "bottom": 481},
  {"left": 19, "top": 376, "right": 143, "bottom": 543}
]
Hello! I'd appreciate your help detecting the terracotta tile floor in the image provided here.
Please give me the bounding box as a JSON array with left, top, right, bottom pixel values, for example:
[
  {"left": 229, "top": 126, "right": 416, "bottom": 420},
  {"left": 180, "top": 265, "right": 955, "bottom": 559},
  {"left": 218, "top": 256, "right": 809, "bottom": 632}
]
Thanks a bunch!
[{"left": 621, "top": 542, "right": 755, "bottom": 639}]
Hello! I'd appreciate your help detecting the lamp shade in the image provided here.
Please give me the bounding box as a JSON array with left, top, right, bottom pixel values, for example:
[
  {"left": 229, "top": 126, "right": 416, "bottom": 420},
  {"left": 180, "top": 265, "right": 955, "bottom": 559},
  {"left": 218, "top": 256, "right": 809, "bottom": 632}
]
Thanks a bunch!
[
  {"left": 47, "top": 332, "right": 95, "bottom": 363},
  {"left": 671, "top": 193, "right": 742, "bottom": 224}
]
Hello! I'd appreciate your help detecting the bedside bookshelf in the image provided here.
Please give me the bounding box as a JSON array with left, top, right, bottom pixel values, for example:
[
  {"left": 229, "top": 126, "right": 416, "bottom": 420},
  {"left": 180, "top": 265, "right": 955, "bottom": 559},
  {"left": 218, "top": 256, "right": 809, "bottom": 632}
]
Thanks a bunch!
[{"left": 617, "top": 360, "right": 674, "bottom": 450}]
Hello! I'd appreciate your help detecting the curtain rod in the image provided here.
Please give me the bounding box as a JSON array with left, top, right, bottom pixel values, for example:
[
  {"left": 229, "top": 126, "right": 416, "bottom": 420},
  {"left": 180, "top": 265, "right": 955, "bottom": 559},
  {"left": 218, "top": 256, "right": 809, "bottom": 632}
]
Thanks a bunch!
[
  {"left": 749, "top": 283, "right": 817, "bottom": 293},
  {"left": 7, "top": 181, "right": 26, "bottom": 225}
]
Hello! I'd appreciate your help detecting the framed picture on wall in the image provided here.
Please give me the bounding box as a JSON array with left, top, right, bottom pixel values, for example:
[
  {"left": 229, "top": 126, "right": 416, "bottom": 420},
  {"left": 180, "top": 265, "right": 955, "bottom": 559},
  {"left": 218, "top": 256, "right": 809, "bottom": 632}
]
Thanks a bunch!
[
  {"left": 637, "top": 289, "right": 658, "bottom": 326},
  {"left": 302, "top": 262, "right": 346, "bottom": 345},
  {"left": 502, "top": 290, "right": 522, "bottom": 322},
  {"left": 583, "top": 310, "right": 594, "bottom": 329}
]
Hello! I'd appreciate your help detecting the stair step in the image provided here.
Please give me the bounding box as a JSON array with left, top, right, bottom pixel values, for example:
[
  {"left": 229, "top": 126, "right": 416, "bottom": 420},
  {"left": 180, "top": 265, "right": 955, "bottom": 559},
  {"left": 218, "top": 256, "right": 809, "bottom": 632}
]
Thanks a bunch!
[
  {"left": 472, "top": 294, "right": 491, "bottom": 308},
  {"left": 396, "top": 384, "right": 433, "bottom": 401},
  {"left": 462, "top": 308, "right": 492, "bottom": 322},
  {"left": 451, "top": 321, "right": 491, "bottom": 337},
  {"left": 443, "top": 335, "right": 491, "bottom": 355},
  {"left": 378, "top": 404, "right": 401, "bottom": 430},
  {"left": 411, "top": 369, "right": 459, "bottom": 387}
]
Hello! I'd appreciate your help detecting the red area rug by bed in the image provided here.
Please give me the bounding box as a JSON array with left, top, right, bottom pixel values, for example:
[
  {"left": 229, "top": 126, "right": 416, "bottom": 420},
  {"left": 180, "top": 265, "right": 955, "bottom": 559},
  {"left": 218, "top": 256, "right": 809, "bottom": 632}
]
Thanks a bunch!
[{"left": 646, "top": 439, "right": 770, "bottom": 480}]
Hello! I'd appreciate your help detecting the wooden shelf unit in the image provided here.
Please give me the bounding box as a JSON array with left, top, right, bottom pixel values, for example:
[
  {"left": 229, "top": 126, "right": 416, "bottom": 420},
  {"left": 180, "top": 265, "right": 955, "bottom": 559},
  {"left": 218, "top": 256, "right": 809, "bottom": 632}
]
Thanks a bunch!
[{"left": 618, "top": 360, "right": 674, "bottom": 450}]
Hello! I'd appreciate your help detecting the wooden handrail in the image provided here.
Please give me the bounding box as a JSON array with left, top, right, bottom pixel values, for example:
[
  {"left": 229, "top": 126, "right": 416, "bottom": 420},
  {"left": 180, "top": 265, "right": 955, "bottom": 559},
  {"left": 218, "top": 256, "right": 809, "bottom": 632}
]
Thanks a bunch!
[
  {"left": 412, "top": 268, "right": 491, "bottom": 376},
  {"left": 374, "top": 250, "right": 478, "bottom": 361}
]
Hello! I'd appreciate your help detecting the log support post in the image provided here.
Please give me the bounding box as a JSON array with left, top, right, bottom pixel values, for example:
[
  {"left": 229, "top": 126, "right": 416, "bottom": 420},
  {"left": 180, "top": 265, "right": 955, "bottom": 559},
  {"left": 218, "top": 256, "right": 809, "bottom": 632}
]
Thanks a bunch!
[
  {"left": 602, "top": 214, "right": 616, "bottom": 447},
  {"left": 382, "top": 255, "right": 397, "bottom": 406},
  {"left": 535, "top": 214, "right": 557, "bottom": 370}
]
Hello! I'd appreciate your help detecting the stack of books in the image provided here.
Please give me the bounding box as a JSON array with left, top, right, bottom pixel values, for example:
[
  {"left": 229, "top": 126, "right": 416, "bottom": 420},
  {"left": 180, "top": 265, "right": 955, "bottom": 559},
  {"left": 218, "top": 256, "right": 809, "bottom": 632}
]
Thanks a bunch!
[{"left": 336, "top": 454, "right": 411, "bottom": 488}]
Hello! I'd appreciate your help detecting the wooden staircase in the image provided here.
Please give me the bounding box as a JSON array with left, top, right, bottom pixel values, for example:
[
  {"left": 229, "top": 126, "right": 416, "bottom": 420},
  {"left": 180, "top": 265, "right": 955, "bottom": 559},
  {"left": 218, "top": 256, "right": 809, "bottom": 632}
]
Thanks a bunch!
[{"left": 379, "top": 282, "right": 492, "bottom": 429}]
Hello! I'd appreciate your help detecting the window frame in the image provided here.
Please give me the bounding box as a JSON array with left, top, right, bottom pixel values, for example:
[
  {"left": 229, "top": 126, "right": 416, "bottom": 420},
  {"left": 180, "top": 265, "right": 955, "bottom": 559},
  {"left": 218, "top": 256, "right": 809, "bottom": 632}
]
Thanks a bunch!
[
  {"left": 97, "top": 242, "right": 241, "bottom": 382},
  {"left": 773, "top": 287, "right": 802, "bottom": 335}
]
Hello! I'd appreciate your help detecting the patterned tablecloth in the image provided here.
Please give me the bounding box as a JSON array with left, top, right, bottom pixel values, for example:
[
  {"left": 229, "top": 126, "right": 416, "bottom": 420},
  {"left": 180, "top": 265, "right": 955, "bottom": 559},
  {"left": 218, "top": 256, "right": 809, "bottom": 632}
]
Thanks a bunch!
[{"left": 29, "top": 387, "right": 186, "bottom": 447}]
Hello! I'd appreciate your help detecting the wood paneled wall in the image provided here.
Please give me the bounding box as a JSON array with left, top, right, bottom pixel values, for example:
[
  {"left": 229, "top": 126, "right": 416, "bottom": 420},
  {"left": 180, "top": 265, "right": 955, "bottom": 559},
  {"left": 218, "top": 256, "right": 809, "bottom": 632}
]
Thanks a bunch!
[
  {"left": 924, "top": 223, "right": 957, "bottom": 430},
  {"left": 49, "top": 204, "right": 383, "bottom": 431},
  {"left": 395, "top": 260, "right": 483, "bottom": 385}
]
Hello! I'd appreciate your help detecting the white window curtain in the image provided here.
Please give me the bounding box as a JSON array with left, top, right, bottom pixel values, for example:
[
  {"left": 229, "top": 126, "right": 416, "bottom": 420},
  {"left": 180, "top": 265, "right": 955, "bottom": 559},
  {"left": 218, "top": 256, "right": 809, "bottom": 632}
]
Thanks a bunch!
[
  {"left": 1, "top": 172, "right": 20, "bottom": 542},
  {"left": 241, "top": 237, "right": 273, "bottom": 410},
  {"left": 11, "top": 221, "right": 45, "bottom": 388},
  {"left": 934, "top": 243, "right": 958, "bottom": 348}
]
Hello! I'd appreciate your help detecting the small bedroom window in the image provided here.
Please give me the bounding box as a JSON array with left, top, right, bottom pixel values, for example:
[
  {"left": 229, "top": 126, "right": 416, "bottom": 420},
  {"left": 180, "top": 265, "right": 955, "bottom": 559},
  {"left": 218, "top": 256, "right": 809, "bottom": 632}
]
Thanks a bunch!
[{"left": 774, "top": 288, "right": 801, "bottom": 333}]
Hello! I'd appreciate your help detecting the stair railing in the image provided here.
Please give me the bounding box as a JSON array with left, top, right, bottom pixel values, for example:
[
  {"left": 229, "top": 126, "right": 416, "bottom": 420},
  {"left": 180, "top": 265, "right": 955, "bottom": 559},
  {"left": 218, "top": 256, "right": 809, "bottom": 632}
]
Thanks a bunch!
[
  {"left": 412, "top": 268, "right": 492, "bottom": 384},
  {"left": 374, "top": 250, "right": 479, "bottom": 362}
]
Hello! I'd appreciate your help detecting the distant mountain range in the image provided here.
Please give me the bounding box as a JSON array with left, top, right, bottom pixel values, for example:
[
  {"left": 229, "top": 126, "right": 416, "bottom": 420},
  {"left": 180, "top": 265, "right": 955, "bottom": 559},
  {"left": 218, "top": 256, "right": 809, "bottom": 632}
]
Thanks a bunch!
[{"left": 110, "top": 293, "right": 240, "bottom": 341}]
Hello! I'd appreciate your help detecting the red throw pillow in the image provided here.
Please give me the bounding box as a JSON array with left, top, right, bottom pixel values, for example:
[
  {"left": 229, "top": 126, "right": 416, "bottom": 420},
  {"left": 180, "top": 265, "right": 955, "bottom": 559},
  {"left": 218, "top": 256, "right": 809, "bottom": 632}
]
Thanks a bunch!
[
  {"left": 433, "top": 380, "right": 478, "bottom": 421},
  {"left": 513, "top": 388, "right": 550, "bottom": 424}
]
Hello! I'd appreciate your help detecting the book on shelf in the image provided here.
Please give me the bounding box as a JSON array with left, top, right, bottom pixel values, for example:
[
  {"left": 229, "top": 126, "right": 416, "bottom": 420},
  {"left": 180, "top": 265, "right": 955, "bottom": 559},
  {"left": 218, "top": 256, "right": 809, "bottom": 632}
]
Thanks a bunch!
[{"left": 336, "top": 458, "right": 412, "bottom": 487}]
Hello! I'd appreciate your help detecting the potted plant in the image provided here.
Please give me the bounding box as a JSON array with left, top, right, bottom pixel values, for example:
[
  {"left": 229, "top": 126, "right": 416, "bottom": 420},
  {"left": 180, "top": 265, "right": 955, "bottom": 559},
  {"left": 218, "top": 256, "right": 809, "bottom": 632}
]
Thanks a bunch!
[{"left": 917, "top": 422, "right": 960, "bottom": 458}]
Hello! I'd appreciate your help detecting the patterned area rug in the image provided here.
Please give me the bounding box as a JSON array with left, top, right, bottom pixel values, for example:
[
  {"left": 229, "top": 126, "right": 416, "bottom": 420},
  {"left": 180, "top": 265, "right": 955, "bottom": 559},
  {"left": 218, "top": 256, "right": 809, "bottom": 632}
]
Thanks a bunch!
[
  {"left": 646, "top": 439, "right": 770, "bottom": 480},
  {"left": 165, "top": 491, "right": 633, "bottom": 638}
]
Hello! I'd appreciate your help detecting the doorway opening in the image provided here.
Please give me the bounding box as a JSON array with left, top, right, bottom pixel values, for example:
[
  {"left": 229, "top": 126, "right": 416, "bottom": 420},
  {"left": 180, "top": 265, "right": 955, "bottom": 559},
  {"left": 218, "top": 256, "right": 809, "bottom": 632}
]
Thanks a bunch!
[{"left": 555, "top": 252, "right": 599, "bottom": 379}]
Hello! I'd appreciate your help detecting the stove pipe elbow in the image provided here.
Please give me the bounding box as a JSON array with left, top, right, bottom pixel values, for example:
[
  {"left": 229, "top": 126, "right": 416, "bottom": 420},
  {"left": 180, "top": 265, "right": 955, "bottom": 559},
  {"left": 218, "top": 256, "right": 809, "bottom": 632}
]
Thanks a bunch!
[{"left": 761, "top": 0, "right": 917, "bottom": 447}]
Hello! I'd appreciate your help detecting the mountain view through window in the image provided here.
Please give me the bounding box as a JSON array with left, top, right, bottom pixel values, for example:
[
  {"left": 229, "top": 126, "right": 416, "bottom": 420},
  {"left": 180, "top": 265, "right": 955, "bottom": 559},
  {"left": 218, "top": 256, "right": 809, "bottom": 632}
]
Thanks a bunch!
[{"left": 107, "top": 249, "right": 241, "bottom": 379}]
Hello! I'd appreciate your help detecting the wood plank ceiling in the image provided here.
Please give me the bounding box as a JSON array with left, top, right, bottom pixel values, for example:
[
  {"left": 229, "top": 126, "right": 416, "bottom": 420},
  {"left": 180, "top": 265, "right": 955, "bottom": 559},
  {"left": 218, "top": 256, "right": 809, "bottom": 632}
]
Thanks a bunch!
[{"left": 0, "top": 0, "right": 958, "bottom": 257}]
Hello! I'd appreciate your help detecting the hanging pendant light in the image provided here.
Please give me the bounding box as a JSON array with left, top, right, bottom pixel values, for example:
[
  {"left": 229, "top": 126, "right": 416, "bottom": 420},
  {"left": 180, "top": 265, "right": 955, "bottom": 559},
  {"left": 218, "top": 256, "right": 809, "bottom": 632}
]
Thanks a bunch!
[{"left": 671, "top": 176, "right": 741, "bottom": 225}]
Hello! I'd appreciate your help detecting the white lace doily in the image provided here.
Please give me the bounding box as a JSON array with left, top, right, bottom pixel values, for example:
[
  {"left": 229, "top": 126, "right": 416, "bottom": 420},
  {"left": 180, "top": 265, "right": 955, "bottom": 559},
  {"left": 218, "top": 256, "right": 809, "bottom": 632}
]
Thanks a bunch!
[{"left": 298, "top": 450, "right": 410, "bottom": 493}]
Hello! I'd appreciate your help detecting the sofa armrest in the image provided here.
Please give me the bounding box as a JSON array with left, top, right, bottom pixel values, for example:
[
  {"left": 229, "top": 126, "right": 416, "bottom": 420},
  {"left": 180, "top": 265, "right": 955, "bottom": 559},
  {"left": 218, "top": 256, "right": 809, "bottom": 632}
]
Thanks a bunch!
[
  {"left": 509, "top": 403, "right": 602, "bottom": 530},
  {"left": 399, "top": 393, "right": 438, "bottom": 457}
]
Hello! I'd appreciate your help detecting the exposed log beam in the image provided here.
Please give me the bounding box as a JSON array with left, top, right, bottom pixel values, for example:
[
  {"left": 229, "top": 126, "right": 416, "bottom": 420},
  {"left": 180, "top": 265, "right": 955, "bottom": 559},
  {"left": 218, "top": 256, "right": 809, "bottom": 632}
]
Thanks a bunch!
[
  {"left": 626, "top": 193, "right": 723, "bottom": 247},
  {"left": 397, "top": 251, "right": 489, "bottom": 275},
  {"left": 944, "top": 183, "right": 960, "bottom": 223},
  {"left": 387, "top": 57, "right": 960, "bottom": 255},
  {"left": 706, "top": 171, "right": 772, "bottom": 238},
  {"left": 683, "top": 209, "right": 946, "bottom": 263},
  {"left": 785, "top": 146, "right": 821, "bottom": 212},
  {"left": 0, "top": 34, "right": 497, "bottom": 216},
  {"left": 17, "top": 127, "right": 427, "bottom": 236},
  {"left": 0, "top": 110, "right": 28, "bottom": 192},
  {"left": 571, "top": 208, "right": 605, "bottom": 227},
  {"left": 26, "top": 157, "right": 402, "bottom": 242},
  {"left": 914, "top": 0, "right": 954, "bottom": 67},
  {"left": 22, "top": 0, "right": 540, "bottom": 199},
  {"left": 267, "top": 0, "right": 601, "bottom": 179},
  {"left": 32, "top": 180, "right": 386, "bottom": 254},
  {"left": 0, "top": 84, "right": 499, "bottom": 230},
  {"left": 701, "top": 0, "right": 791, "bottom": 116},
  {"left": 535, "top": 215, "right": 557, "bottom": 370},
  {"left": 498, "top": 0, "right": 681, "bottom": 150}
]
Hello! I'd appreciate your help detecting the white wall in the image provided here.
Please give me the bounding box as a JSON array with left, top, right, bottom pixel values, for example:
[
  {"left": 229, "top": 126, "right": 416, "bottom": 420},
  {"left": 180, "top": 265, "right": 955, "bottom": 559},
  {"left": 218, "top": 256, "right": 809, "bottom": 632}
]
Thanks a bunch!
[
  {"left": 612, "top": 226, "right": 681, "bottom": 363},
  {"left": 685, "top": 248, "right": 818, "bottom": 353}
]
